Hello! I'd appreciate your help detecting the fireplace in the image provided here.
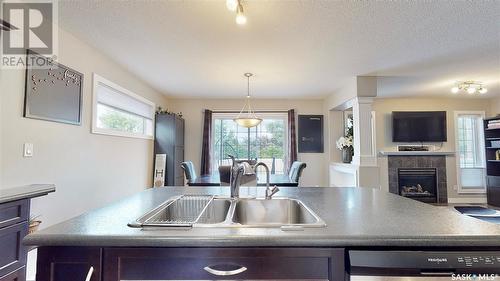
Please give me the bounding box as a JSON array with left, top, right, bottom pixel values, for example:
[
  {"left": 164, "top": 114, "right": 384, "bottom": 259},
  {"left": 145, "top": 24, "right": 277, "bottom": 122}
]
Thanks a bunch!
[
  {"left": 398, "top": 168, "right": 437, "bottom": 203},
  {"left": 388, "top": 155, "right": 447, "bottom": 204}
]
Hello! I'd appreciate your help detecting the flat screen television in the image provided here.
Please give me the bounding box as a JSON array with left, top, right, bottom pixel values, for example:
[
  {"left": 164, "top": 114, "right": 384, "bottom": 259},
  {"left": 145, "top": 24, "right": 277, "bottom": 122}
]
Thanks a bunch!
[{"left": 392, "top": 111, "right": 447, "bottom": 142}]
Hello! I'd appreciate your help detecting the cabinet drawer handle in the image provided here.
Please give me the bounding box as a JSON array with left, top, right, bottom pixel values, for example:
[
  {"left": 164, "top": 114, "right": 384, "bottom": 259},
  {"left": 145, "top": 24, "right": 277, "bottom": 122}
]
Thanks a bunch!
[
  {"left": 420, "top": 271, "right": 454, "bottom": 276},
  {"left": 203, "top": 264, "right": 247, "bottom": 276},
  {"left": 84, "top": 266, "right": 94, "bottom": 281}
]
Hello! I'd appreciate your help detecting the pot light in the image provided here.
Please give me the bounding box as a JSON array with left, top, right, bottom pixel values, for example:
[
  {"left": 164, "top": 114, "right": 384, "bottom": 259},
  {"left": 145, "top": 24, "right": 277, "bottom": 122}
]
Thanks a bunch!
[{"left": 450, "top": 81, "right": 487, "bottom": 95}]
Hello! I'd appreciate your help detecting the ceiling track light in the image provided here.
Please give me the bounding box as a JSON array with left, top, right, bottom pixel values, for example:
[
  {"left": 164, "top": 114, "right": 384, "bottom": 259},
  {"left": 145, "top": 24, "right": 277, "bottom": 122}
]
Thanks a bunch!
[
  {"left": 451, "top": 81, "right": 487, "bottom": 95},
  {"left": 226, "top": 0, "right": 247, "bottom": 25}
]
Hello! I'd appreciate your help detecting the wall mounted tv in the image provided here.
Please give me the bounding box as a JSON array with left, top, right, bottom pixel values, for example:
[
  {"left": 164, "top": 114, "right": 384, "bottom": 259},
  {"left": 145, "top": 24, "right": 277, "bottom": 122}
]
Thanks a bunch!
[{"left": 392, "top": 111, "right": 447, "bottom": 142}]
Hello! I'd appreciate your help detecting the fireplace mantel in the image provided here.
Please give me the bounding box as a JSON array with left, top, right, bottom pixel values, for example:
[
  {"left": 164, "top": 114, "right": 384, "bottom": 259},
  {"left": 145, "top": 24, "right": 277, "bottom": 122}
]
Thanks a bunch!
[{"left": 379, "top": 151, "right": 455, "bottom": 156}]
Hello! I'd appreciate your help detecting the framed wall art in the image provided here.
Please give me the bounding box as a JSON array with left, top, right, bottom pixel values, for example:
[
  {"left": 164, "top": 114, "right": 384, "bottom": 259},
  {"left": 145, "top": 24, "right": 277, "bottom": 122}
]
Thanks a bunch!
[
  {"left": 298, "top": 114, "right": 324, "bottom": 153},
  {"left": 24, "top": 50, "right": 83, "bottom": 125}
]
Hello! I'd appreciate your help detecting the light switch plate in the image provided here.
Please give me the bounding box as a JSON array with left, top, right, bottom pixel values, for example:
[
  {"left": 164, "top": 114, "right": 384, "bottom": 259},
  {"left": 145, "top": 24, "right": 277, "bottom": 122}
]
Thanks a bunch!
[{"left": 23, "top": 143, "right": 33, "bottom": 157}]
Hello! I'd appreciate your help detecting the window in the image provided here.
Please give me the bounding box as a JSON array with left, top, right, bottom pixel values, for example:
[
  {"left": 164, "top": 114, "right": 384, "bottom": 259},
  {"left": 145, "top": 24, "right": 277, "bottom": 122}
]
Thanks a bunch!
[
  {"left": 92, "top": 74, "right": 155, "bottom": 139},
  {"left": 454, "top": 111, "right": 486, "bottom": 193},
  {"left": 212, "top": 113, "right": 287, "bottom": 174}
]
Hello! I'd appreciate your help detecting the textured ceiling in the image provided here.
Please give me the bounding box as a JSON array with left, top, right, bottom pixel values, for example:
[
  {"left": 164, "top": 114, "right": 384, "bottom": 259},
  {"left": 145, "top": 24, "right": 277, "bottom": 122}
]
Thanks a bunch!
[{"left": 58, "top": 0, "right": 500, "bottom": 99}]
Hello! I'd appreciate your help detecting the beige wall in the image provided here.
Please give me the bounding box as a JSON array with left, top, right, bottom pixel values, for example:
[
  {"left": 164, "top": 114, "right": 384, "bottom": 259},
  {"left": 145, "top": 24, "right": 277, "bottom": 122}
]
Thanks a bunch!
[
  {"left": 373, "top": 98, "right": 492, "bottom": 200},
  {"left": 169, "top": 98, "right": 327, "bottom": 186},
  {"left": 490, "top": 96, "right": 500, "bottom": 117},
  {"left": 0, "top": 28, "right": 169, "bottom": 228}
]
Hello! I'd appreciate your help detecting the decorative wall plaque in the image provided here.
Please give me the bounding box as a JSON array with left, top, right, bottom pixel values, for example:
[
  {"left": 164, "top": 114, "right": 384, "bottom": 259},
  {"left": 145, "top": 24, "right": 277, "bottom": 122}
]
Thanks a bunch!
[
  {"left": 24, "top": 50, "right": 83, "bottom": 125},
  {"left": 298, "top": 115, "right": 324, "bottom": 153}
]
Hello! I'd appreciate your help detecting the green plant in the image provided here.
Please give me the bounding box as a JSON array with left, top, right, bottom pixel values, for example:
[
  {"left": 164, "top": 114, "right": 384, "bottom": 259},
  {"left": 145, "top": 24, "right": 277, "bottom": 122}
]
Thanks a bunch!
[{"left": 156, "top": 106, "right": 183, "bottom": 117}]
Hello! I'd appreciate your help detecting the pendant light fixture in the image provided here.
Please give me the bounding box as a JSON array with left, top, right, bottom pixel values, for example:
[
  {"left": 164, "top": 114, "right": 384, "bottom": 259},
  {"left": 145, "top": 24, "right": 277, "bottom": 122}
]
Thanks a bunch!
[{"left": 234, "top": 73, "right": 262, "bottom": 128}]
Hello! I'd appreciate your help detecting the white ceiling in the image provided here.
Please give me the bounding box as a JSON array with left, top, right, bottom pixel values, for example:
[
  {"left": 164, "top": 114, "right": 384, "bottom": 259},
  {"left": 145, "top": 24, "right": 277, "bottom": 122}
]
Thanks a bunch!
[{"left": 58, "top": 0, "right": 500, "bottom": 99}]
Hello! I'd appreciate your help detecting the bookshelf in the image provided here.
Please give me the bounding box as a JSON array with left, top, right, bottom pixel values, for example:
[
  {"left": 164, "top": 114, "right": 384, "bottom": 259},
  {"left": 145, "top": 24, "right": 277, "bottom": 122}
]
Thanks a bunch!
[{"left": 484, "top": 116, "right": 500, "bottom": 207}]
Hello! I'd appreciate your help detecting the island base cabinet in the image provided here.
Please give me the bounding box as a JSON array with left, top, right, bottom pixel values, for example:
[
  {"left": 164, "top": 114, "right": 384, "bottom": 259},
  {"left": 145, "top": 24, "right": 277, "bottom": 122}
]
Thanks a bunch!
[
  {"left": 0, "top": 267, "right": 25, "bottom": 281},
  {"left": 103, "top": 248, "right": 346, "bottom": 281},
  {"left": 36, "top": 247, "right": 102, "bottom": 281}
]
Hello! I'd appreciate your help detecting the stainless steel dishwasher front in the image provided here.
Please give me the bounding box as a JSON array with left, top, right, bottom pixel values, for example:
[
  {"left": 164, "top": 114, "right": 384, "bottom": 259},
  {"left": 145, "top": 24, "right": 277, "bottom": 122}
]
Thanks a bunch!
[{"left": 349, "top": 250, "right": 500, "bottom": 280}]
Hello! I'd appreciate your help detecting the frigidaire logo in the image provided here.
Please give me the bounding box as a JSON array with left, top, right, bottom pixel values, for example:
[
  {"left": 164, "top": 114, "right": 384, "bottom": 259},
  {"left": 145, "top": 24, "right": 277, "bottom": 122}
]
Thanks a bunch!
[
  {"left": 427, "top": 257, "right": 448, "bottom": 263},
  {"left": 1, "top": 0, "right": 58, "bottom": 68}
]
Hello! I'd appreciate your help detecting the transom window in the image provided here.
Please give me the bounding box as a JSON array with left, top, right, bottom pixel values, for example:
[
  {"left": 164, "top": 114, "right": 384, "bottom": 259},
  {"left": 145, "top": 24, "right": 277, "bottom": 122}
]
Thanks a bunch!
[
  {"left": 454, "top": 111, "right": 486, "bottom": 193},
  {"left": 212, "top": 113, "right": 287, "bottom": 174},
  {"left": 92, "top": 74, "right": 154, "bottom": 139}
]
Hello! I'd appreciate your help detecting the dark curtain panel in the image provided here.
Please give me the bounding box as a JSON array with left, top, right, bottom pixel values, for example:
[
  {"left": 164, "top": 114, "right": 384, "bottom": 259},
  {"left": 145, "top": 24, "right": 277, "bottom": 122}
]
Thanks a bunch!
[
  {"left": 200, "top": 109, "right": 213, "bottom": 175},
  {"left": 287, "top": 109, "right": 298, "bottom": 172}
]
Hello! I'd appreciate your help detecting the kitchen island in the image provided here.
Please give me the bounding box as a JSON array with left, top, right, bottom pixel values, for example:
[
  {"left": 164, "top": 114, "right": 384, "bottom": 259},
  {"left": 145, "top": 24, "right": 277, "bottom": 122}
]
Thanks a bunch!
[
  {"left": 0, "top": 184, "right": 55, "bottom": 281},
  {"left": 25, "top": 186, "right": 500, "bottom": 280}
]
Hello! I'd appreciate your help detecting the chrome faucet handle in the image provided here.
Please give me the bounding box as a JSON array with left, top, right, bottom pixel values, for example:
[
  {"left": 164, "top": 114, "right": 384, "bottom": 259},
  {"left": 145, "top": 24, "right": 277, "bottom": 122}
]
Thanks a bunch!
[{"left": 265, "top": 185, "right": 279, "bottom": 199}]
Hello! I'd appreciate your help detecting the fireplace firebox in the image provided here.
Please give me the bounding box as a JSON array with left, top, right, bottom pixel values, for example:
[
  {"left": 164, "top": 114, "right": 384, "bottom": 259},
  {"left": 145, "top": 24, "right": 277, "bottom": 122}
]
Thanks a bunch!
[{"left": 398, "top": 168, "right": 438, "bottom": 203}]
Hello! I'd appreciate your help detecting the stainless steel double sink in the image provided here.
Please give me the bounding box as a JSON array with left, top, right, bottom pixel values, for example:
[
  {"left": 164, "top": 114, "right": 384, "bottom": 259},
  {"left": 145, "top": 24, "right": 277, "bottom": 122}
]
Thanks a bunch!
[{"left": 129, "top": 195, "right": 326, "bottom": 229}]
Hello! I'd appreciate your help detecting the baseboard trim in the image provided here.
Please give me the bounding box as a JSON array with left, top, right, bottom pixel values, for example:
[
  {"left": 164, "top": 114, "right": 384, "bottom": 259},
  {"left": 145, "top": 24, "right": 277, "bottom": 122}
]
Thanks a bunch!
[{"left": 447, "top": 197, "right": 487, "bottom": 204}]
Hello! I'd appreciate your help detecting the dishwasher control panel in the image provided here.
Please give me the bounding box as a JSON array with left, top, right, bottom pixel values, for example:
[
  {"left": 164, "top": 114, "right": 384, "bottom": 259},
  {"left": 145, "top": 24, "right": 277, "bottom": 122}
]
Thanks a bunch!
[
  {"left": 455, "top": 255, "right": 500, "bottom": 267},
  {"left": 349, "top": 250, "right": 500, "bottom": 275}
]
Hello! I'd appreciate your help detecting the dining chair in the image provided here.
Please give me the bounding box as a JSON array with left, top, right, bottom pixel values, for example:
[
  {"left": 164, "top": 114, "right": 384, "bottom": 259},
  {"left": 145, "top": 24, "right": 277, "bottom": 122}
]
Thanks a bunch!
[
  {"left": 219, "top": 165, "right": 257, "bottom": 186},
  {"left": 218, "top": 165, "right": 231, "bottom": 186},
  {"left": 289, "top": 161, "right": 307, "bottom": 184},
  {"left": 181, "top": 161, "right": 197, "bottom": 182}
]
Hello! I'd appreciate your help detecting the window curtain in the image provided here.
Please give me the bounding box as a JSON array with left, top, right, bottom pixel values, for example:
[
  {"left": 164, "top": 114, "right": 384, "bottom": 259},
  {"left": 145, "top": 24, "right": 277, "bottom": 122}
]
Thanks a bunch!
[
  {"left": 200, "top": 109, "right": 212, "bottom": 176},
  {"left": 287, "top": 109, "right": 298, "bottom": 172}
]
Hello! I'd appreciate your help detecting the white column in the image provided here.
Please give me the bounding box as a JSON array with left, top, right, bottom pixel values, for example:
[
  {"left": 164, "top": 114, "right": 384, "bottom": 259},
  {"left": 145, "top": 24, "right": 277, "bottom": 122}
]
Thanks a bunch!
[{"left": 352, "top": 97, "right": 377, "bottom": 167}]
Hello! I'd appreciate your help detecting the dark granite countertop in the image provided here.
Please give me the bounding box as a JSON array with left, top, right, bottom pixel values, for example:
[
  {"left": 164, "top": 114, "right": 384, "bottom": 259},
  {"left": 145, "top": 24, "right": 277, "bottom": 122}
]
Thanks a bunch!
[
  {"left": 24, "top": 186, "right": 500, "bottom": 248},
  {"left": 0, "top": 184, "right": 55, "bottom": 204}
]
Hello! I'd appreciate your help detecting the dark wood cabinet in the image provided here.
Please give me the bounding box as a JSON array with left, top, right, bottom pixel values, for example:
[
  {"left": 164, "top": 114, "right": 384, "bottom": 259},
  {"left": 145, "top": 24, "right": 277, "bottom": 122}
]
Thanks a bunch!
[
  {"left": 0, "top": 200, "right": 29, "bottom": 280},
  {"left": 117, "top": 247, "right": 345, "bottom": 281},
  {"left": 104, "top": 247, "right": 345, "bottom": 281},
  {"left": 36, "top": 247, "right": 345, "bottom": 281},
  {"left": 154, "top": 113, "right": 185, "bottom": 186},
  {"left": 0, "top": 267, "right": 25, "bottom": 281},
  {"left": 36, "top": 247, "right": 102, "bottom": 281},
  {"left": 0, "top": 200, "right": 29, "bottom": 229},
  {"left": 484, "top": 116, "right": 500, "bottom": 207}
]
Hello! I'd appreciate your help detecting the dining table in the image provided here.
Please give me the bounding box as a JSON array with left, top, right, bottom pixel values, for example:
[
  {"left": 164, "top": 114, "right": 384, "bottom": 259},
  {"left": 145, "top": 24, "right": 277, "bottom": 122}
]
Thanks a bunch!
[{"left": 187, "top": 173, "right": 298, "bottom": 187}]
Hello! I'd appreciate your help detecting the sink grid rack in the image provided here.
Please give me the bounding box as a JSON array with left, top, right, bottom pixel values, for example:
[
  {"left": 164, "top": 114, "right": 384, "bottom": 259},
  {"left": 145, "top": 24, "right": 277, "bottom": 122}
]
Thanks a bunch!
[{"left": 139, "top": 195, "right": 215, "bottom": 227}]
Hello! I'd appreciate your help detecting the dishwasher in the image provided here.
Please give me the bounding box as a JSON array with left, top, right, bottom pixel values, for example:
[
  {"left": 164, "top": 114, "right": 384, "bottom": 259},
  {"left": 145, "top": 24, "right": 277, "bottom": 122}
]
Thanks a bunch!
[{"left": 349, "top": 250, "right": 500, "bottom": 280}]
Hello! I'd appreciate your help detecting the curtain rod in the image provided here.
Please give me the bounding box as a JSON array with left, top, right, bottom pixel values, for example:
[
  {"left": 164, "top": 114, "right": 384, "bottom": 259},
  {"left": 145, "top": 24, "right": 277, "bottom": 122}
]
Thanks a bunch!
[{"left": 209, "top": 110, "right": 289, "bottom": 113}]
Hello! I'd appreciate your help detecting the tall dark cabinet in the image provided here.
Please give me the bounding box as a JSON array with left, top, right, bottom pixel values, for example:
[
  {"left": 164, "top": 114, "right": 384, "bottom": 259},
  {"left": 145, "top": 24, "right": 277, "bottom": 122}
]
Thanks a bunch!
[
  {"left": 484, "top": 116, "right": 500, "bottom": 207},
  {"left": 154, "top": 113, "right": 185, "bottom": 186}
]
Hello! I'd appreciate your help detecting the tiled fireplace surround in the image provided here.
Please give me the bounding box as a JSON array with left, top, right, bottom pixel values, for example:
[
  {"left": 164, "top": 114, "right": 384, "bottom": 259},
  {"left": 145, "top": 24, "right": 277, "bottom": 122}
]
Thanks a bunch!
[{"left": 388, "top": 156, "right": 448, "bottom": 204}]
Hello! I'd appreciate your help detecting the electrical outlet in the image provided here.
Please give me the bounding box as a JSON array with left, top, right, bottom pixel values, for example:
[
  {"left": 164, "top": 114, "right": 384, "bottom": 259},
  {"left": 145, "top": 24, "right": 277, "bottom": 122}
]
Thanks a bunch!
[{"left": 23, "top": 143, "right": 33, "bottom": 157}]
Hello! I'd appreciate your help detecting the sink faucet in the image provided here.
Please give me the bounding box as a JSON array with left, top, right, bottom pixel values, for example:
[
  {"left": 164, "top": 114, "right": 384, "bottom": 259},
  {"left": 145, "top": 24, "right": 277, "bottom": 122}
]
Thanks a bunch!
[
  {"left": 229, "top": 161, "right": 254, "bottom": 198},
  {"left": 253, "top": 162, "right": 280, "bottom": 199},
  {"left": 229, "top": 160, "right": 279, "bottom": 199}
]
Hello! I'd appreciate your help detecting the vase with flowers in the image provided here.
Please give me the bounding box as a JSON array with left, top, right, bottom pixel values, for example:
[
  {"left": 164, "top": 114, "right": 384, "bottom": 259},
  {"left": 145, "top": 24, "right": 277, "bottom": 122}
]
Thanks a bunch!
[
  {"left": 336, "top": 136, "right": 353, "bottom": 163},
  {"left": 337, "top": 114, "right": 354, "bottom": 163}
]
